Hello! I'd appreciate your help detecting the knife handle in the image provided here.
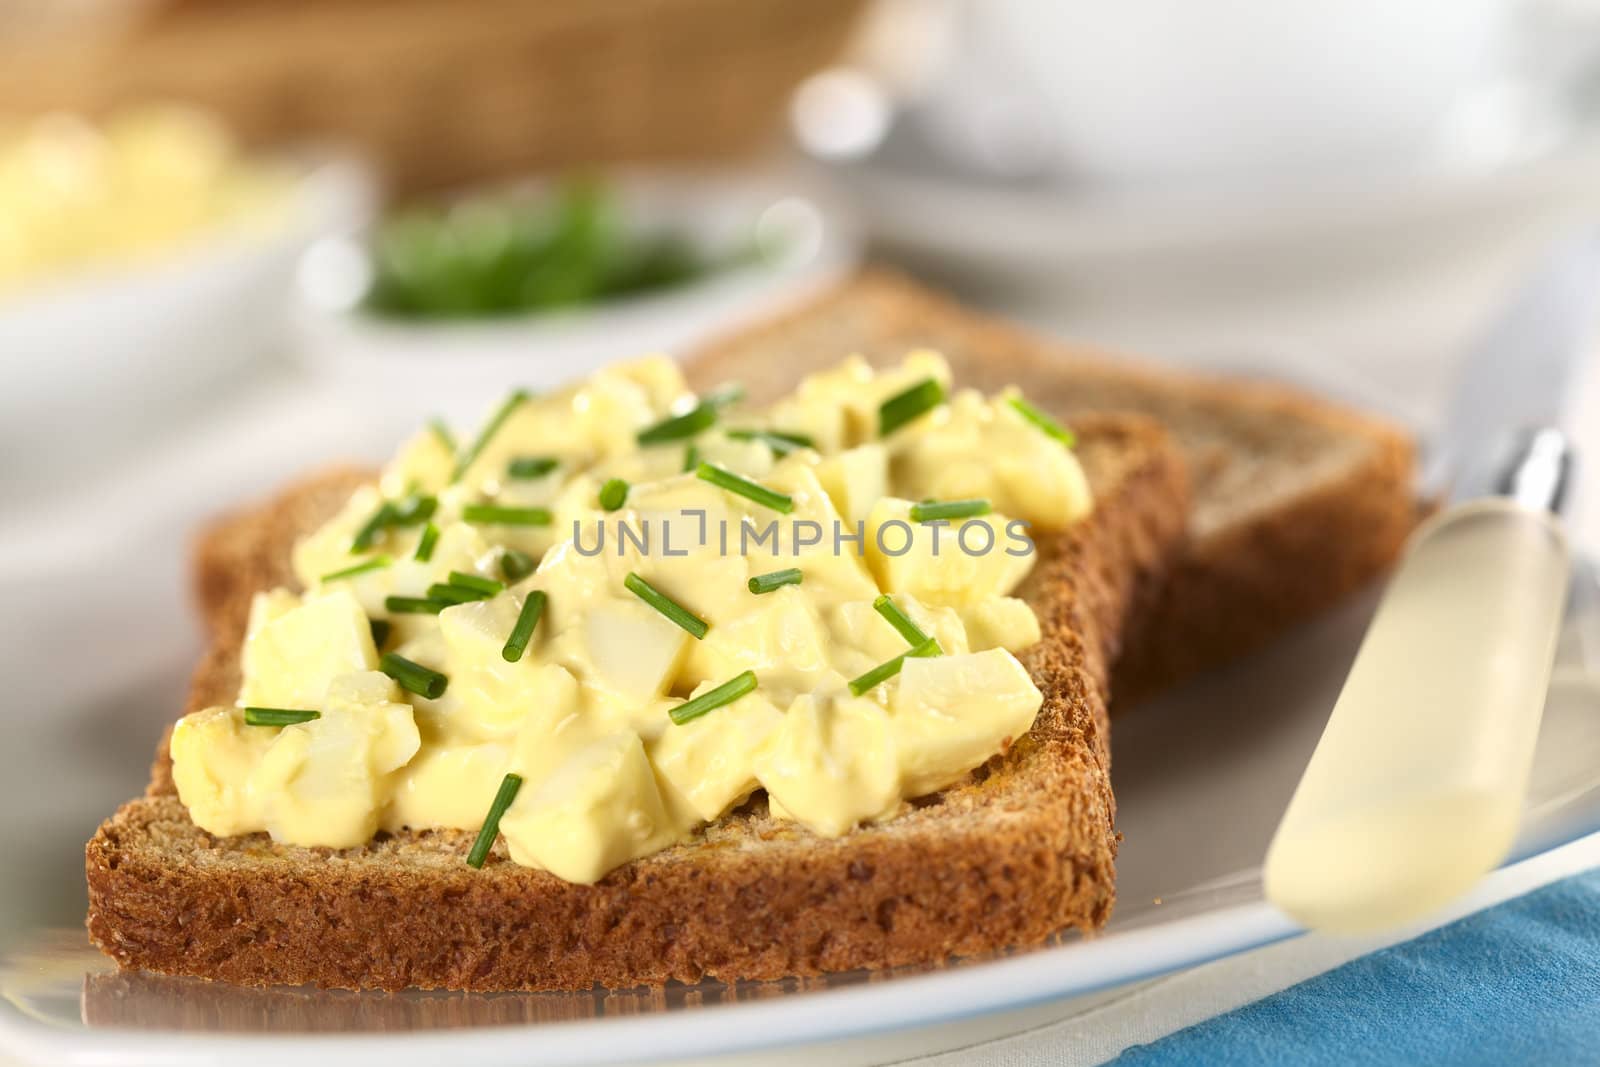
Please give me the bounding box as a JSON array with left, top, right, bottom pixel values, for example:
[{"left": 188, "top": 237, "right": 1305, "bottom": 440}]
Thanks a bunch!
[{"left": 1264, "top": 498, "right": 1571, "bottom": 933}]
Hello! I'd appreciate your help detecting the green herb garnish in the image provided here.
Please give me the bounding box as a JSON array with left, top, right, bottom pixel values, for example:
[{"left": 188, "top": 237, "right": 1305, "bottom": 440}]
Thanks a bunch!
[
  {"left": 429, "top": 418, "right": 456, "bottom": 455},
  {"left": 386, "top": 595, "right": 449, "bottom": 615},
  {"left": 669, "top": 670, "right": 758, "bottom": 725},
  {"left": 466, "top": 772, "right": 524, "bottom": 868},
  {"left": 878, "top": 377, "right": 946, "bottom": 437},
  {"left": 909, "top": 498, "right": 991, "bottom": 522},
  {"left": 682, "top": 443, "right": 699, "bottom": 473},
  {"left": 727, "top": 428, "right": 816, "bottom": 455},
  {"left": 350, "top": 501, "right": 396, "bottom": 553},
  {"left": 500, "top": 548, "right": 536, "bottom": 583},
  {"left": 242, "top": 706, "right": 321, "bottom": 727},
  {"left": 320, "top": 555, "right": 391, "bottom": 584},
  {"left": 427, "top": 582, "right": 488, "bottom": 606},
  {"left": 380, "top": 652, "right": 448, "bottom": 699},
  {"left": 1007, "top": 394, "right": 1076, "bottom": 446},
  {"left": 502, "top": 590, "right": 547, "bottom": 663},
  {"left": 748, "top": 568, "right": 803, "bottom": 595},
  {"left": 370, "top": 618, "right": 392, "bottom": 648},
  {"left": 848, "top": 638, "right": 941, "bottom": 696},
  {"left": 599, "top": 477, "right": 629, "bottom": 511},
  {"left": 624, "top": 572, "right": 709, "bottom": 639},
  {"left": 449, "top": 571, "right": 505, "bottom": 597},
  {"left": 507, "top": 456, "right": 559, "bottom": 480},
  {"left": 462, "top": 503, "right": 552, "bottom": 526},
  {"left": 414, "top": 522, "right": 440, "bottom": 562},
  {"left": 637, "top": 403, "right": 717, "bottom": 446},
  {"left": 452, "top": 389, "right": 531, "bottom": 482},
  {"left": 695, "top": 462, "right": 793, "bottom": 514},
  {"left": 873, "top": 594, "right": 931, "bottom": 647}
]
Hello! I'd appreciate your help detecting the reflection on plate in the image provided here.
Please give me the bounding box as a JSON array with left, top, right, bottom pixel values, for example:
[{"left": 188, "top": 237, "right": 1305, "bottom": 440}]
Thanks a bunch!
[{"left": 1, "top": 561, "right": 1598, "bottom": 1065}]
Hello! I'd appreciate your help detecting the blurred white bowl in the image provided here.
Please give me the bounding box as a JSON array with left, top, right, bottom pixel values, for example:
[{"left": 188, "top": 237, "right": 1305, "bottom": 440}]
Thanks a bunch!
[
  {"left": 290, "top": 168, "right": 860, "bottom": 409},
  {"left": 0, "top": 157, "right": 373, "bottom": 498}
]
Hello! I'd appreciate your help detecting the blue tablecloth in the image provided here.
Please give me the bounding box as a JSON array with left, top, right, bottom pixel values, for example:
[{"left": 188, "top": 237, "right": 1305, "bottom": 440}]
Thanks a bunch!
[{"left": 1113, "top": 869, "right": 1600, "bottom": 1066}]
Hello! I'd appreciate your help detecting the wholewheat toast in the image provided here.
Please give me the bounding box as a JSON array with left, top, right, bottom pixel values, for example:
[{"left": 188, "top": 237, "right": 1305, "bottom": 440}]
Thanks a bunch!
[
  {"left": 87, "top": 415, "right": 1188, "bottom": 991},
  {"left": 686, "top": 272, "right": 1417, "bottom": 703}
]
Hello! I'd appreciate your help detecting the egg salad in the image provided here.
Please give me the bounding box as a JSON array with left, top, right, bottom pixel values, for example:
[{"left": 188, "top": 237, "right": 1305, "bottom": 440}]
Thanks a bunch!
[{"left": 170, "top": 352, "right": 1093, "bottom": 883}]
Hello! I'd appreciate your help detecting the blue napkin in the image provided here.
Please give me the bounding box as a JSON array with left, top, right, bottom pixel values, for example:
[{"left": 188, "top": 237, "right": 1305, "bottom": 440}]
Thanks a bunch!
[{"left": 1113, "top": 869, "right": 1600, "bottom": 1066}]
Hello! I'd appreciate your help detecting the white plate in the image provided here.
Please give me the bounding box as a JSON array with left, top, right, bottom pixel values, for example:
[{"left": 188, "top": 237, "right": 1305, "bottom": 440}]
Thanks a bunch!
[{"left": 1, "top": 491, "right": 1598, "bottom": 1067}]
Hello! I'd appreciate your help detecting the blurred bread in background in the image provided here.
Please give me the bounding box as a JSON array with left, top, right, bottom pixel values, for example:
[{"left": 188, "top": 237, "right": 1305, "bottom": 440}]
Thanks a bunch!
[{"left": 0, "top": 0, "right": 867, "bottom": 193}]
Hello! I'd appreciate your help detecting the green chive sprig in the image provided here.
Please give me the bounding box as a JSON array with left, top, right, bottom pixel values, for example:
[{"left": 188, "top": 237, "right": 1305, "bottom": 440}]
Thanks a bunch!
[
  {"left": 429, "top": 418, "right": 456, "bottom": 455},
  {"left": 452, "top": 389, "right": 531, "bottom": 483},
  {"left": 637, "top": 403, "right": 716, "bottom": 445},
  {"left": 727, "top": 428, "right": 816, "bottom": 455},
  {"left": 502, "top": 590, "right": 547, "bottom": 663},
  {"left": 426, "top": 583, "right": 485, "bottom": 606},
  {"left": 624, "top": 572, "right": 709, "bottom": 639},
  {"left": 682, "top": 443, "right": 699, "bottom": 473},
  {"left": 386, "top": 595, "right": 449, "bottom": 615},
  {"left": 370, "top": 618, "right": 392, "bottom": 648},
  {"left": 748, "top": 568, "right": 803, "bottom": 595},
  {"left": 910, "top": 498, "right": 991, "bottom": 522},
  {"left": 466, "top": 772, "right": 523, "bottom": 868},
  {"left": 243, "top": 706, "right": 321, "bottom": 727},
  {"left": 500, "top": 548, "right": 536, "bottom": 583},
  {"left": 848, "top": 638, "right": 941, "bottom": 696},
  {"left": 695, "top": 462, "right": 793, "bottom": 514},
  {"left": 350, "top": 501, "right": 395, "bottom": 553},
  {"left": 1007, "top": 395, "right": 1076, "bottom": 446},
  {"left": 462, "top": 504, "right": 552, "bottom": 526},
  {"left": 320, "top": 555, "right": 391, "bottom": 584},
  {"left": 380, "top": 652, "right": 448, "bottom": 699},
  {"left": 414, "top": 522, "right": 440, "bottom": 562},
  {"left": 879, "top": 377, "right": 946, "bottom": 437},
  {"left": 670, "top": 670, "right": 758, "bottom": 725},
  {"left": 507, "top": 455, "right": 559, "bottom": 480},
  {"left": 599, "top": 477, "right": 629, "bottom": 511},
  {"left": 873, "top": 594, "right": 931, "bottom": 647},
  {"left": 351, "top": 493, "right": 437, "bottom": 553},
  {"left": 449, "top": 571, "right": 505, "bottom": 596}
]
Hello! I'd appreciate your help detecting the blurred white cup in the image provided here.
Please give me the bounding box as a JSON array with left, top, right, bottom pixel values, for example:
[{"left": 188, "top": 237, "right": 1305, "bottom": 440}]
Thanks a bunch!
[{"left": 971, "top": 0, "right": 1512, "bottom": 185}]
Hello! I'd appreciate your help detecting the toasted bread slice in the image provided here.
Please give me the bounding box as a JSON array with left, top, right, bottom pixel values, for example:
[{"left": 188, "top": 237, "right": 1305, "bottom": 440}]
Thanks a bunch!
[
  {"left": 87, "top": 415, "right": 1188, "bottom": 991},
  {"left": 686, "top": 272, "right": 1417, "bottom": 703}
]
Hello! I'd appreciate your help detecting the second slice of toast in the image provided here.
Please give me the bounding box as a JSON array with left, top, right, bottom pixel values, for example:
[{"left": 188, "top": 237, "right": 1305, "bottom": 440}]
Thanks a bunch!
[{"left": 87, "top": 415, "right": 1187, "bottom": 991}]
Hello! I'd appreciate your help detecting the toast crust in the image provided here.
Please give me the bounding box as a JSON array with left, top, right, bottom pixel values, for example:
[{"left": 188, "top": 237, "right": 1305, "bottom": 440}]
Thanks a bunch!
[
  {"left": 686, "top": 270, "right": 1417, "bottom": 704},
  {"left": 87, "top": 416, "right": 1187, "bottom": 992}
]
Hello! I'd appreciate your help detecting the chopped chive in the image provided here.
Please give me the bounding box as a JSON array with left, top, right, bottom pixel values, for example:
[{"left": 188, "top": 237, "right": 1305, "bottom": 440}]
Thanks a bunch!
[
  {"left": 426, "top": 582, "right": 489, "bottom": 605},
  {"left": 502, "top": 590, "right": 547, "bottom": 663},
  {"left": 429, "top": 418, "right": 456, "bottom": 455},
  {"left": 389, "top": 493, "right": 437, "bottom": 526},
  {"left": 637, "top": 403, "right": 717, "bottom": 445},
  {"left": 879, "top": 377, "right": 946, "bottom": 437},
  {"left": 414, "top": 522, "right": 440, "bottom": 562},
  {"left": 748, "top": 568, "right": 803, "bottom": 594},
  {"left": 462, "top": 503, "right": 552, "bottom": 526},
  {"left": 242, "top": 706, "right": 321, "bottom": 727},
  {"left": 670, "top": 670, "right": 758, "bottom": 725},
  {"left": 695, "top": 462, "right": 794, "bottom": 514},
  {"left": 873, "top": 594, "right": 930, "bottom": 647},
  {"left": 500, "top": 547, "right": 536, "bottom": 583},
  {"left": 1007, "top": 394, "right": 1076, "bottom": 446},
  {"left": 350, "top": 501, "right": 395, "bottom": 552},
  {"left": 910, "top": 498, "right": 991, "bottom": 522},
  {"left": 466, "top": 772, "right": 523, "bottom": 868},
  {"left": 624, "top": 572, "right": 709, "bottom": 639},
  {"left": 386, "top": 595, "right": 449, "bottom": 615},
  {"left": 702, "top": 383, "right": 746, "bottom": 409},
  {"left": 682, "top": 443, "right": 699, "bottom": 473},
  {"left": 452, "top": 389, "right": 532, "bottom": 482},
  {"left": 507, "top": 455, "right": 559, "bottom": 480},
  {"left": 320, "top": 555, "right": 391, "bottom": 584},
  {"left": 727, "top": 428, "right": 816, "bottom": 455},
  {"left": 370, "top": 618, "right": 392, "bottom": 648},
  {"left": 848, "top": 638, "right": 941, "bottom": 696},
  {"left": 380, "top": 651, "right": 449, "bottom": 699},
  {"left": 449, "top": 571, "right": 505, "bottom": 596},
  {"left": 599, "top": 477, "right": 630, "bottom": 511}
]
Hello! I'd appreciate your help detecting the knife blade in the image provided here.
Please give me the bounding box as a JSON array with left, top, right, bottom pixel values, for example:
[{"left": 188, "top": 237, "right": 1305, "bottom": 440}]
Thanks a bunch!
[{"left": 1264, "top": 236, "right": 1598, "bottom": 934}]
